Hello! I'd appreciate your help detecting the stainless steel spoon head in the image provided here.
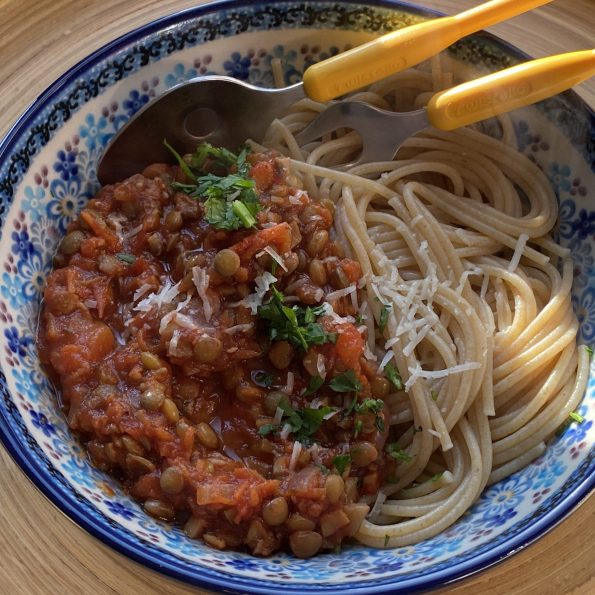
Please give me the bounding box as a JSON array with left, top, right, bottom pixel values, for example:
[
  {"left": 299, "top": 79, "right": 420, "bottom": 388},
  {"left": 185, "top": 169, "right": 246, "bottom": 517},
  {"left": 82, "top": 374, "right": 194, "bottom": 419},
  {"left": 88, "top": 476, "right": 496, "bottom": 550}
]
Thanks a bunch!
[{"left": 97, "top": 76, "right": 305, "bottom": 185}]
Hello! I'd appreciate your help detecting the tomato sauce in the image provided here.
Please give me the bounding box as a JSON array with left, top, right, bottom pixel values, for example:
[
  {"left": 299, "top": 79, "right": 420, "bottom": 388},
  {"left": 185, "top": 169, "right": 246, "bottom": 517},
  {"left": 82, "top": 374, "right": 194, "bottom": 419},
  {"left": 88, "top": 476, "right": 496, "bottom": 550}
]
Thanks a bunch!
[{"left": 38, "top": 150, "right": 397, "bottom": 557}]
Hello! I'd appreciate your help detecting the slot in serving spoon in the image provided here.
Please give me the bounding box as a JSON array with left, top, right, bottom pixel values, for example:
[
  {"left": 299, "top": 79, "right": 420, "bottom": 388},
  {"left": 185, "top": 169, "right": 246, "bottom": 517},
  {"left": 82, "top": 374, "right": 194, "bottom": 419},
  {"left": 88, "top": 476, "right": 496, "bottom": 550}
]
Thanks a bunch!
[
  {"left": 294, "top": 50, "right": 595, "bottom": 168},
  {"left": 97, "top": 0, "right": 551, "bottom": 184}
]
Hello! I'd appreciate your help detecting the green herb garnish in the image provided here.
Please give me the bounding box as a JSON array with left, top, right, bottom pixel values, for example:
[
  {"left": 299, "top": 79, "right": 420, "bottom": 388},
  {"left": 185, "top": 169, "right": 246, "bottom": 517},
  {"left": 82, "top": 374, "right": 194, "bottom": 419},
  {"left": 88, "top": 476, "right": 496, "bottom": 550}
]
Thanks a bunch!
[
  {"left": 304, "top": 375, "right": 325, "bottom": 396},
  {"left": 569, "top": 411, "right": 585, "bottom": 424},
  {"left": 386, "top": 443, "right": 412, "bottom": 462},
  {"left": 355, "top": 398, "right": 384, "bottom": 415},
  {"left": 431, "top": 472, "right": 443, "bottom": 482},
  {"left": 586, "top": 346, "right": 593, "bottom": 357},
  {"left": 329, "top": 370, "right": 362, "bottom": 393},
  {"left": 258, "top": 424, "right": 277, "bottom": 436},
  {"left": 353, "top": 419, "right": 363, "bottom": 438},
  {"left": 384, "top": 362, "right": 403, "bottom": 391},
  {"left": 332, "top": 454, "right": 351, "bottom": 475},
  {"left": 258, "top": 286, "right": 336, "bottom": 351},
  {"left": 379, "top": 304, "right": 391, "bottom": 331},
  {"left": 116, "top": 253, "right": 136, "bottom": 264},
  {"left": 430, "top": 390, "right": 438, "bottom": 401},
  {"left": 168, "top": 142, "right": 260, "bottom": 230},
  {"left": 252, "top": 371, "right": 275, "bottom": 388},
  {"left": 277, "top": 399, "right": 335, "bottom": 443}
]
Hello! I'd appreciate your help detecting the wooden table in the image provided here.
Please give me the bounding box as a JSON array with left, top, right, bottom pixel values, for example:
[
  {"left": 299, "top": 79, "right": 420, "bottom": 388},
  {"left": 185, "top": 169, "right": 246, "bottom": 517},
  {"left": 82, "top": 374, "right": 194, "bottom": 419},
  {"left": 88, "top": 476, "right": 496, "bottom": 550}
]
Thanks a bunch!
[{"left": 0, "top": 1, "right": 593, "bottom": 593}]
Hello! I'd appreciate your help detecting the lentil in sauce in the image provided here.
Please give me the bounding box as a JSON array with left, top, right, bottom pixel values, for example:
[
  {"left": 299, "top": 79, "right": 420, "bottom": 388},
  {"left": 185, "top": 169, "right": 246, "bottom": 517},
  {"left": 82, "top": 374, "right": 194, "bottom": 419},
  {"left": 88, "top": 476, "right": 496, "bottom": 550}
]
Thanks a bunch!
[{"left": 38, "top": 145, "right": 402, "bottom": 557}]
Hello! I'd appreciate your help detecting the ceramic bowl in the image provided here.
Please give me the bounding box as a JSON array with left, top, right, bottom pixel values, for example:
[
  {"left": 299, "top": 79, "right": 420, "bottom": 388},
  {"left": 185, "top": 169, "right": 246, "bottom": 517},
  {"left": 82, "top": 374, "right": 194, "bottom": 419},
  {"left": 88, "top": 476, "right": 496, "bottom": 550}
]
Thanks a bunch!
[{"left": 0, "top": 1, "right": 593, "bottom": 593}]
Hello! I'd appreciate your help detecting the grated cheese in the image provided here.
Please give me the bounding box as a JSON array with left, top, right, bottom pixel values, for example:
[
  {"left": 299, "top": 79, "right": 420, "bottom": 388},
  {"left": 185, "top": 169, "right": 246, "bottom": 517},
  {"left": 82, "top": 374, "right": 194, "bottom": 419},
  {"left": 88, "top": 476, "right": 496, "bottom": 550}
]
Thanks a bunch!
[
  {"left": 192, "top": 266, "right": 212, "bottom": 322},
  {"left": 367, "top": 490, "right": 387, "bottom": 522},
  {"left": 280, "top": 423, "right": 292, "bottom": 441},
  {"left": 133, "top": 283, "right": 153, "bottom": 302},
  {"left": 316, "top": 353, "right": 327, "bottom": 379},
  {"left": 378, "top": 350, "right": 394, "bottom": 372},
  {"left": 325, "top": 284, "right": 356, "bottom": 302},
  {"left": 272, "top": 407, "right": 284, "bottom": 426},
  {"left": 262, "top": 246, "right": 288, "bottom": 271},
  {"left": 135, "top": 279, "right": 181, "bottom": 313},
  {"left": 83, "top": 299, "right": 97, "bottom": 309},
  {"left": 123, "top": 223, "right": 143, "bottom": 239},
  {"left": 224, "top": 323, "right": 254, "bottom": 334},
  {"left": 176, "top": 293, "right": 192, "bottom": 313},
  {"left": 289, "top": 441, "right": 302, "bottom": 471},
  {"left": 508, "top": 233, "right": 529, "bottom": 272},
  {"left": 175, "top": 313, "right": 201, "bottom": 330},
  {"left": 284, "top": 371, "right": 295, "bottom": 395}
]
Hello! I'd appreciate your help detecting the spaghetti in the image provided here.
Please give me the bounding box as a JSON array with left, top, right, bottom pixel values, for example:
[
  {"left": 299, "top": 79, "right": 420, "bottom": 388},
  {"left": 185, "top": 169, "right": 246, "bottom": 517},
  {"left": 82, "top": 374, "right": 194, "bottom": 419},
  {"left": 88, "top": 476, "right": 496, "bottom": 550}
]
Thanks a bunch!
[{"left": 257, "top": 65, "right": 590, "bottom": 547}]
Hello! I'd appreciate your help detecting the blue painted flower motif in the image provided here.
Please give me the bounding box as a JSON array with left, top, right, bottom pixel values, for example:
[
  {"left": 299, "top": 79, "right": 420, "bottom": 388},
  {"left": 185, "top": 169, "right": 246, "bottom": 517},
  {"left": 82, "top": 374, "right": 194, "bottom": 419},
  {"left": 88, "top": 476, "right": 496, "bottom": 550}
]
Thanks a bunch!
[
  {"left": 17, "top": 252, "right": 47, "bottom": 301},
  {"left": 564, "top": 418, "right": 593, "bottom": 446},
  {"left": 22, "top": 185, "right": 46, "bottom": 222},
  {"left": 30, "top": 410, "right": 55, "bottom": 437},
  {"left": 60, "top": 458, "right": 98, "bottom": 489},
  {"left": 105, "top": 500, "right": 137, "bottom": 520},
  {"left": 47, "top": 178, "right": 87, "bottom": 232},
  {"left": 547, "top": 162, "right": 572, "bottom": 196},
  {"left": 1, "top": 272, "right": 24, "bottom": 308},
  {"left": 570, "top": 208, "right": 595, "bottom": 241},
  {"left": 79, "top": 113, "right": 111, "bottom": 151},
  {"left": 264, "top": 45, "right": 301, "bottom": 85},
  {"left": 223, "top": 52, "right": 252, "bottom": 80},
  {"left": 572, "top": 287, "right": 595, "bottom": 342},
  {"left": 225, "top": 558, "right": 262, "bottom": 571},
  {"left": 528, "top": 459, "right": 567, "bottom": 490},
  {"left": 123, "top": 89, "right": 150, "bottom": 117},
  {"left": 474, "top": 476, "right": 530, "bottom": 516},
  {"left": 4, "top": 326, "right": 33, "bottom": 357},
  {"left": 164, "top": 63, "right": 198, "bottom": 88},
  {"left": 557, "top": 199, "right": 576, "bottom": 239},
  {"left": 12, "top": 367, "right": 40, "bottom": 402},
  {"left": 11, "top": 229, "right": 35, "bottom": 259},
  {"left": 53, "top": 149, "right": 79, "bottom": 181},
  {"left": 568, "top": 237, "right": 594, "bottom": 289},
  {"left": 483, "top": 508, "right": 517, "bottom": 528}
]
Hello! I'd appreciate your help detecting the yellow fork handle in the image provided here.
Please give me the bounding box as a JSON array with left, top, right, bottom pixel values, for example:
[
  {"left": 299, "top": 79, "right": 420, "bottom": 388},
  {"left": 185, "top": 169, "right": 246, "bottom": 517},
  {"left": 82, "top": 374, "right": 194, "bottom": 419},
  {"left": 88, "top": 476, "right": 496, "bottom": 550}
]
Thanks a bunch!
[
  {"left": 427, "top": 49, "right": 595, "bottom": 130},
  {"left": 302, "top": 0, "right": 552, "bottom": 102}
]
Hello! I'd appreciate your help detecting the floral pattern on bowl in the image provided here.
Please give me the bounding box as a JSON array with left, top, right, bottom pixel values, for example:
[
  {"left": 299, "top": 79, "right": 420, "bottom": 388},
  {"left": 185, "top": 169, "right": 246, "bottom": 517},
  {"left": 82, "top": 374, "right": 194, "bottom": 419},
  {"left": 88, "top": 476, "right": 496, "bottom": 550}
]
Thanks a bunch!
[{"left": 0, "top": 2, "right": 593, "bottom": 594}]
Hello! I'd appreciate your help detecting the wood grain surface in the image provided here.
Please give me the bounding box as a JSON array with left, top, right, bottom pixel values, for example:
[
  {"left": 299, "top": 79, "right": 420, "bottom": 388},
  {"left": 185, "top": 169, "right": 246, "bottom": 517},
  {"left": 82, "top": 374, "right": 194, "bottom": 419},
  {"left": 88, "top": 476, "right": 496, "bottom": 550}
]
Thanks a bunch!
[{"left": 0, "top": 1, "right": 593, "bottom": 594}]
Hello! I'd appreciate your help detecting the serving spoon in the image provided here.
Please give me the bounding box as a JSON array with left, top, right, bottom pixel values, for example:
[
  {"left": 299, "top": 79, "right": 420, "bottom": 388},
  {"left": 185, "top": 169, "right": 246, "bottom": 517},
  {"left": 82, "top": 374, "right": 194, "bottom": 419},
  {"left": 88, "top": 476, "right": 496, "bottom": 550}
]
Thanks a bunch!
[
  {"left": 294, "top": 49, "right": 595, "bottom": 168},
  {"left": 97, "top": 0, "right": 551, "bottom": 184}
]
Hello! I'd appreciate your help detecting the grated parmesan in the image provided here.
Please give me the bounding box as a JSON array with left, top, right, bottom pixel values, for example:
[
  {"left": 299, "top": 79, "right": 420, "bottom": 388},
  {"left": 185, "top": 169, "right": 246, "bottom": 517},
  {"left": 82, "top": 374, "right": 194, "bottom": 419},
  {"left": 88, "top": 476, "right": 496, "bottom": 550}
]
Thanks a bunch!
[
  {"left": 280, "top": 423, "right": 292, "bottom": 441},
  {"left": 272, "top": 406, "right": 284, "bottom": 426},
  {"left": 224, "top": 323, "right": 254, "bottom": 334},
  {"left": 378, "top": 350, "right": 394, "bottom": 372},
  {"left": 284, "top": 371, "right": 295, "bottom": 395},
  {"left": 135, "top": 279, "right": 181, "bottom": 313},
  {"left": 367, "top": 490, "right": 387, "bottom": 522},
  {"left": 192, "top": 266, "right": 212, "bottom": 322},
  {"left": 508, "top": 233, "right": 529, "bottom": 272},
  {"left": 326, "top": 284, "right": 356, "bottom": 302},
  {"left": 289, "top": 441, "right": 302, "bottom": 471}
]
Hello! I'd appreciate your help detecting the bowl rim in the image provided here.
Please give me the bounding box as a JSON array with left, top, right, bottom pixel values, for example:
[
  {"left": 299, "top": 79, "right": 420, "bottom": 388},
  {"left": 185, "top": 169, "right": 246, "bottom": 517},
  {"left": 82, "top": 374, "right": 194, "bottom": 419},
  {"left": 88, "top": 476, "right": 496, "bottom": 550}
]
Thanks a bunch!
[{"left": 0, "top": 1, "right": 593, "bottom": 594}]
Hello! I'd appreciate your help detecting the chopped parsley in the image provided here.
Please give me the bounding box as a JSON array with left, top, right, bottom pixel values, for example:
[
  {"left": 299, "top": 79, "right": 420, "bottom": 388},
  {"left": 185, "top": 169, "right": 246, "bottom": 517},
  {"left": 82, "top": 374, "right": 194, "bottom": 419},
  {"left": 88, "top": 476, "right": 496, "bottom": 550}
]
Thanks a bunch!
[
  {"left": 252, "top": 370, "right": 276, "bottom": 388},
  {"left": 116, "top": 253, "right": 135, "bottom": 264},
  {"left": 258, "top": 286, "right": 337, "bottom": 351},
  {"left": 586, "top": 346, "right": 593, "bottom": 357},
  {"left": 304, "top": 375, "right": 324, "bottom": 396},
  {"left": 386, "top": 443, "right": 412, "bottom": 462},
  {"left": 318, "top": 464, "right": 330, "bottom": 476},
  {"left": 258, "top": 423, "right": 277, "bottom": 436},
  {"left": 384, "top": 363, "right": 403, "bottom": 391},
  {"left": 378, "top": 304, "right": 391, "bottom": 331},
  {"left": 355, "top": 398, "right": 384, "bottom": 415},
  {"left": 430, "top": 390, "right": 438, "bottom": 401},
  {"left": 332, "top": 454, "right": 351, "bottom": 475},
  {"left": 431, "top": 472, "right": 443, "bottom": 482},
  {"left": 329, "top": 370, "right": 362, "bottom": 393},
  {"left": 168, "top": 141, "right": 260, "bottom": 230},
  {"left": 353, "top": 419, "right": 363, "bottom": 438},
  {"left": 277, "top": 399, "right": 335, "bottom": 443},
  {"left": 569, "top": 411, "right": 585, "bottom": 424}
]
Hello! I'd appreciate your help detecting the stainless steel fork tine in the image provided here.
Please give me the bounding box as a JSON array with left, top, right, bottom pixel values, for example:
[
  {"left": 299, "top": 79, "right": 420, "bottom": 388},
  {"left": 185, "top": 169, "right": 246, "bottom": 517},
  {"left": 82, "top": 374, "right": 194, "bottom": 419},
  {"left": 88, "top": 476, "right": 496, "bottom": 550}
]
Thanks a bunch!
[{"left": 294, "top": 101, "right": 431, "bottom": 168}]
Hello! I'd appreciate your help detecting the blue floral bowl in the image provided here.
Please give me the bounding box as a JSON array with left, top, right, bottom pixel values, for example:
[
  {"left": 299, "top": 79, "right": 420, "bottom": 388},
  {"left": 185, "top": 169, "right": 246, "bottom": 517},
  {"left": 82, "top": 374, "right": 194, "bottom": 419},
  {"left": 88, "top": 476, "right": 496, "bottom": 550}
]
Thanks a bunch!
[{"left": 0, "top": 1, "right": 593, "bottom": 593}]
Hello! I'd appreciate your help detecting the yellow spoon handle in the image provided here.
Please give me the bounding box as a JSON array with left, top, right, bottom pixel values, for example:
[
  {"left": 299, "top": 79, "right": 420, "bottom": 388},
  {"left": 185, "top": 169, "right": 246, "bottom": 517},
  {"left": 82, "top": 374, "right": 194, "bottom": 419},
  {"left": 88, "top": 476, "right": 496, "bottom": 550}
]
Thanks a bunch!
[
  {"left": 427, "top": 49, "right": 595, "bottom": 130},
  {"left": 302, "top": 0, "right": 552, "bottom": 102}
]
